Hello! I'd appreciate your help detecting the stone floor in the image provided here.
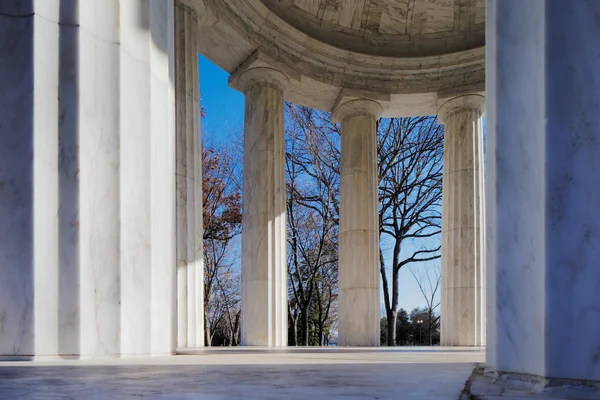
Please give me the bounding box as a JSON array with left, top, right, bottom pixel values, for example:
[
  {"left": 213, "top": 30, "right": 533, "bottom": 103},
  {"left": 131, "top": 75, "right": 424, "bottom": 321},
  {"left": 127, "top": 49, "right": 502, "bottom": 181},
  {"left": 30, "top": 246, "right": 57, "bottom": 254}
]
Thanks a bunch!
[
  {"left": 463, "top": 366, "right": 600, "bottom": 400},
  {"left": 4, "top": 347, "right": 597, "bottom": 399},
  {"left": 0, "top": 347, "right": 482, "bottom": 399}
]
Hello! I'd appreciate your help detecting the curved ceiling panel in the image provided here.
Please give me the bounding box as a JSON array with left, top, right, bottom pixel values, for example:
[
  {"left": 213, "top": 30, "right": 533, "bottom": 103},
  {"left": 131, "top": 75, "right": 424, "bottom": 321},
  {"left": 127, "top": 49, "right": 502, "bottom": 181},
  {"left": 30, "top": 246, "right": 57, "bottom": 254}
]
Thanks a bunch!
[{"left": 260, "top": 0, "right": 485, "bottom": 57}]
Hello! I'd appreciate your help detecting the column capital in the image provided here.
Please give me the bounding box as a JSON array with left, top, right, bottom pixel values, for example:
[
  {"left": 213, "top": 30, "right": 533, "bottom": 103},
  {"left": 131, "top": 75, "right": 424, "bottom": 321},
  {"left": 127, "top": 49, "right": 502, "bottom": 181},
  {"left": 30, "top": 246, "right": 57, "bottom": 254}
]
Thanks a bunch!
[
  {"left": 331, "top": 99, "right": 383, "bottom": 124},
  {"left": 176, "top": 0, "right": 218, "bottom": 28},
  {"left": 228, "top": 50, "right": 298, "bottom": 94},
  {"left": 437, "top": 94, "right": 485, "bottom": 125},
  {"left": 236, "top": 67, "right": 290, "bottom": 94}
]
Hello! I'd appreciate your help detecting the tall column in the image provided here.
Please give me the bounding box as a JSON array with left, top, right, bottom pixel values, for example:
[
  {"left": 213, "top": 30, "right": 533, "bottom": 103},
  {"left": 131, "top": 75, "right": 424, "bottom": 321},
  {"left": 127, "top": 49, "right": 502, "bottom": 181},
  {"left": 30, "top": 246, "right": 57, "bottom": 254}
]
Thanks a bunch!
[
  {"left": 0, "top": 0, "right": 177, "bottom": 359},
  {"left": 438, "top": 94, "right": 485, "bottom": 347},
  {"left": 235, "top": 67, "right": 288, "bottom": 346},
  {"left": 333, "top": 99, "right": 382, "bottom": 347},
  {"left": 487, "top": 0, "right": 600, "bottom": 384},
  {"left": 175, "top": 1, "right": 204, "bottom": 350}
]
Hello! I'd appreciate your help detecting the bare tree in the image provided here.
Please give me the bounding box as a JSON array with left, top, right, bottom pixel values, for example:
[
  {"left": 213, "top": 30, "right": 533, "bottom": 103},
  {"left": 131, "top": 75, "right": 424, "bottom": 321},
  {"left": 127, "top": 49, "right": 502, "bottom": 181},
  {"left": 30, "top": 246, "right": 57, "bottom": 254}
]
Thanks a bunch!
[
  {"left": 202, "top": 140, "right": 243, "bottom": 346},
  {"left": 285, "top": 104, "right": 339, "bottom": 346},
  {"left": 314, "top": 256, "right": 337, "bottom": 345},
  {"left": 204, "top": 236, "right": 242, "bottom": 346},
  {"left": 410, "top": 260, "right": 441, "bottom": 346},
  {"left": 283, "top": 108, "right": 443, "bottom": 347},
  {"left": 210, "top": 261, "right": 242, "bottom": 346},
  {"left": 378, "top": 117, "right": 444, "bottom": 346}
]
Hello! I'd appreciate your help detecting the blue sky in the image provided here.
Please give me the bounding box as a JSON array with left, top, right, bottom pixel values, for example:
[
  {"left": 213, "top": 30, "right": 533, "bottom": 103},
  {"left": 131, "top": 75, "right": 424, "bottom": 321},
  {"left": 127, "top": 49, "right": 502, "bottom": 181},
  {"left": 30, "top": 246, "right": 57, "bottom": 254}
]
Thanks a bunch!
[
  {"left": 199, "top": 55, "right": 439, "bottom": 316},
  {"left": 199, "top": 56, "right": 244, "bottom": 145}
]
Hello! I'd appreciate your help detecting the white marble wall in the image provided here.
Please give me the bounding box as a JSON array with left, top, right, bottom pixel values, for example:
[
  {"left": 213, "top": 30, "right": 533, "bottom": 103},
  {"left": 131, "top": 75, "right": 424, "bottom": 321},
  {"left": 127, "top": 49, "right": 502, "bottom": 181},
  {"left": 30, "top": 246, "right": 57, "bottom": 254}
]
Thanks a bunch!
[
  {"left": 334, "top": 99, "right": 382, "bottom": 347},
  {"left": 0, "top": 0, "right": 177, "bottom": 358},
  {"left": 438, "top": 95, "right": 485, "bottom": 347},
  {"left": 237, "top": 68, "right": 288, "bottom": 346},
  {"left": 487, "top": 0, "right": 600, "bottom": 382},
  {"left": 175, "top": 2, "right": 204, "bottom": 349}
]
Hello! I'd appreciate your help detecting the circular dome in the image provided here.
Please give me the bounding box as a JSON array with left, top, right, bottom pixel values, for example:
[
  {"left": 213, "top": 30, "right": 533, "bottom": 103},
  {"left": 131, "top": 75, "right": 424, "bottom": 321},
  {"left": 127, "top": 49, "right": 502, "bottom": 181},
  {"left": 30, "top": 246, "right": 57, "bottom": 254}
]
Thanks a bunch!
[{"left": 259, "top": 0, "right": 485, "bottom": 57}]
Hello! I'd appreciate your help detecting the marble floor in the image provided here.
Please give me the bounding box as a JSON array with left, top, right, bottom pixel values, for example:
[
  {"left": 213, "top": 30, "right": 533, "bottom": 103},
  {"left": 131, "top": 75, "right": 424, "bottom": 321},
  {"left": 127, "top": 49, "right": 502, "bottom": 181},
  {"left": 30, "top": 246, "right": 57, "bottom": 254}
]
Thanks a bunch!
[
  {"left": 463, "top": 366, "right": 600, "bottom": 400},
  {"left": 0, "top": 347, "right": 482, "bottom": 399}
]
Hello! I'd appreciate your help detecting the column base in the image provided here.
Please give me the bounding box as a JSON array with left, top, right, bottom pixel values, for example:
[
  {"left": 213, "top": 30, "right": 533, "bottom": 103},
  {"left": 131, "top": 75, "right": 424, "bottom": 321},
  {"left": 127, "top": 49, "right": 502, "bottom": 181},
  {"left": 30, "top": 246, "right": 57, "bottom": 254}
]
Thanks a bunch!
[{"left": 467, "top": 366, "right": 600, "bottom": 397}]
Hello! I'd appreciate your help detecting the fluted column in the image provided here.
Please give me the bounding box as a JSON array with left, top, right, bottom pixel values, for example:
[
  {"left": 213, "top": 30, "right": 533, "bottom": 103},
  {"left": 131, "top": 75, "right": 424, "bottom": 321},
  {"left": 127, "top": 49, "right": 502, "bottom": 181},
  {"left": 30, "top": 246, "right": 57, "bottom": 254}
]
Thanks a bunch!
[
  {"left": 333, "top": 99, "right": 382, "bottom": 347},
  {"left": 438, "top": 94, "right": 485, "bottom": 347},
  {"left": 236, "top": 68, "right": 289, "bottom": 346},
  {"left": 0, "top": 0, "right": 177, "bottom": 358},
  {"left": 487, "top": 0, "right": 600, "bottom": 384},
  {"left": 175, "top": 1, "right": 204, "bottom": 350}
]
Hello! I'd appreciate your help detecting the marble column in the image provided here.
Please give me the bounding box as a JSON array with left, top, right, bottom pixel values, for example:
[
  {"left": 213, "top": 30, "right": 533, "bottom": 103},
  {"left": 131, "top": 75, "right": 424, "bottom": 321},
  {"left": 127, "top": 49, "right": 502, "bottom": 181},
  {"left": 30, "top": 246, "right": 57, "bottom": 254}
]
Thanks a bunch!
[
  {"left": 438, "top": 95, "right": 485, "bottom": 347},
  {"left": 487, "top": 0, "right": 600, "bottom": 384},
  {"left": 0, "top": 0, "right": 177, "bottom": 358},
  {"left": 333, "top": 99, "right": 382, "bottom": 347},
  {"left": 236, "top": 67, "right": 288, "bottom": 346},
  {"left": 175, "top": 1, "right": 204, "bottom": 350}
]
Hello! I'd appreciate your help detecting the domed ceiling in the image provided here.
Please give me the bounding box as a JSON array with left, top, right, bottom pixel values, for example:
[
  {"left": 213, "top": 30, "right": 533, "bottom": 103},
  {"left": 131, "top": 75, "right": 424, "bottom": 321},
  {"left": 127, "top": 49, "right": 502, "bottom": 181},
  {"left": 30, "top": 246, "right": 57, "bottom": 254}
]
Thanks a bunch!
[
  {"left": 259, "top": 0, "right": 485, "bottom": 57},
  {"left": 196, "top": 0, "right": 486, "bottom": 116}
]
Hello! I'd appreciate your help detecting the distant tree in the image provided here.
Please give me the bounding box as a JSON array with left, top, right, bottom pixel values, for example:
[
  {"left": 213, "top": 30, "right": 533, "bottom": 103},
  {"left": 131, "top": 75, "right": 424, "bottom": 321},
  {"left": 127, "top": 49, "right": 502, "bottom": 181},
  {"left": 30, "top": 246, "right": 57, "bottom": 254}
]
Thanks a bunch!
[
  {"left": 202, "top": 141, "right": 243, "bottom": 346},
  {"left": 395, "top": 309, "right": 412, "bottom": 345},
  {"left": 202, "top": 146, "right": 242, "bottom": 242},
  {"left": 380, "top": 316, "right": 388, "bottom": 346},
  {"left": 410, "top": 261, "right": 441, "bottom": 346},
  {"left": 378, "top": 117, "right": 444, "bottom": 346},
  {"left": 408, "top": 307, "right": 440, "bottom": 346},
  {"left": 283, "top": 108, "right": 443, "bottom": 348},
  {"left": 380, "top": 309, "right": 411, "bottom": 345},
  {"left": 285, "top": 104, "right": 339, "bottom": 346},
  {"left": 313, "top": 256, "right": 337, "bottom": 345}
]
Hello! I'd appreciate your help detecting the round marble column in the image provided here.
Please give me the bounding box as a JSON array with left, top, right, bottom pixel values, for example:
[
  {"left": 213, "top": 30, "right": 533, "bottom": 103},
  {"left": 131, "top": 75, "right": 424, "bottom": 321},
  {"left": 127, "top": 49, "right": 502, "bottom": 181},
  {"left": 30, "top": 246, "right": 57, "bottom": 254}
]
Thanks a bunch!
[
  {"left": 333, "top": 99, "right": 382, "bottom": 347},
  {"left": 238, "top": 67, "right": 289, "bottom": 347},
  {"left": 438, "top": 94, "right": 485, "bottom": 347},
  {"left": 487, "top": 0, "right": 600, "bottom": 384},
  {"left": 175, "top": 1, "right": 205, "bottom": 350},
  {"left": 0, "top": 0, "right": 177, "bottom": 358}
]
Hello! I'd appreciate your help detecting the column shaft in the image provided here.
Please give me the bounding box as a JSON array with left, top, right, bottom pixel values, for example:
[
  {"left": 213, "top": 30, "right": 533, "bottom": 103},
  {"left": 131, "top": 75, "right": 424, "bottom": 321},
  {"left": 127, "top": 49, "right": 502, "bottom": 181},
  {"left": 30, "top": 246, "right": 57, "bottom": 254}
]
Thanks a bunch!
[
  {"left": 0, "top": 0, "right": 177, "bottom": 358},
  {"left": 439, "top": 95, "right": 485, "bottom": 347},
  {"left": 337, "top": 103, "right": 381, "bottom": 347},
  {"left": 240, "top": 73, "right": 287, "bottom": 347},
  {"left": 175, "top": 1, "right": 204, "bottom": 350},
  {"left": 487, "top": 0, "right": 600, "bottom": 383}
]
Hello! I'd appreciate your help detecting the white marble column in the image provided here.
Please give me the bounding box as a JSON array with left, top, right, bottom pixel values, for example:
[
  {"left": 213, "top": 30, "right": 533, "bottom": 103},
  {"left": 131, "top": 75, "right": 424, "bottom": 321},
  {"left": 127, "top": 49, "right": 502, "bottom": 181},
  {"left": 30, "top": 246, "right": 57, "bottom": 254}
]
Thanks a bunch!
[
  {"left": 0, "top": 0, "right": 177, "bottom": 358},
  {"left": 438, "top": 95, "right": 485, "bottom": 347},
  {"left": 175, "top": 1, "right": 204, "bottom": 350},
  {"left": 118, "top": 0, "right": 177, "bottom": 358},
  {"left": 332, "top": 99, "right": 382, "bottom": 347},
  {"left": 487, "top": 0, "right": 600, "bottom": 384},
  {"left": 234, "top": 67, "right": 288, "bottom": 346}
]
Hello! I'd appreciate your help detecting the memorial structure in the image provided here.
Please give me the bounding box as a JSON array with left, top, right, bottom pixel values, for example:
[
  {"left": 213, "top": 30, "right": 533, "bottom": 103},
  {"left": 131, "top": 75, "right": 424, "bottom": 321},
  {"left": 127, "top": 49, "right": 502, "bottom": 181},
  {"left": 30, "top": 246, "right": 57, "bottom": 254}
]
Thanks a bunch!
[{"left": 0, "top": 0, "right": 598, "bottom": 387}]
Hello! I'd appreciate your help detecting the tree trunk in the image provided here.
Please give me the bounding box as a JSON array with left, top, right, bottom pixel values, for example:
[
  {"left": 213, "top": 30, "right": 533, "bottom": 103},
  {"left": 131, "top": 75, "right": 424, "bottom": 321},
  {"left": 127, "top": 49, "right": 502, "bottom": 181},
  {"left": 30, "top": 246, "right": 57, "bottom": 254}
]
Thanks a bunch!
[
  {"left": 318, "top": 320, "right": 324, "bottom": 346},
  {"left": 301, "top": 311, "right": 309, "bottom": 346},
  {"left": 379, "top": 247, "right": 394, "bottom": 345},
  {"left": 204, "top": 310, "right": 211, "bottom": 347},
  {"left": 290, "top": 315, "right": 298, "bottom": 346},
  {"left": 387, "top": 309, "right": 397, "bottom": 346},
  {"left": 428, "top": 308, "right": 433, "bottom": 346},
  {"left": 316, "top": 285, "right": 324, "bottom": 346},
  {"left": 234, "top": 312, "right": 240, "bottom": 346}
]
